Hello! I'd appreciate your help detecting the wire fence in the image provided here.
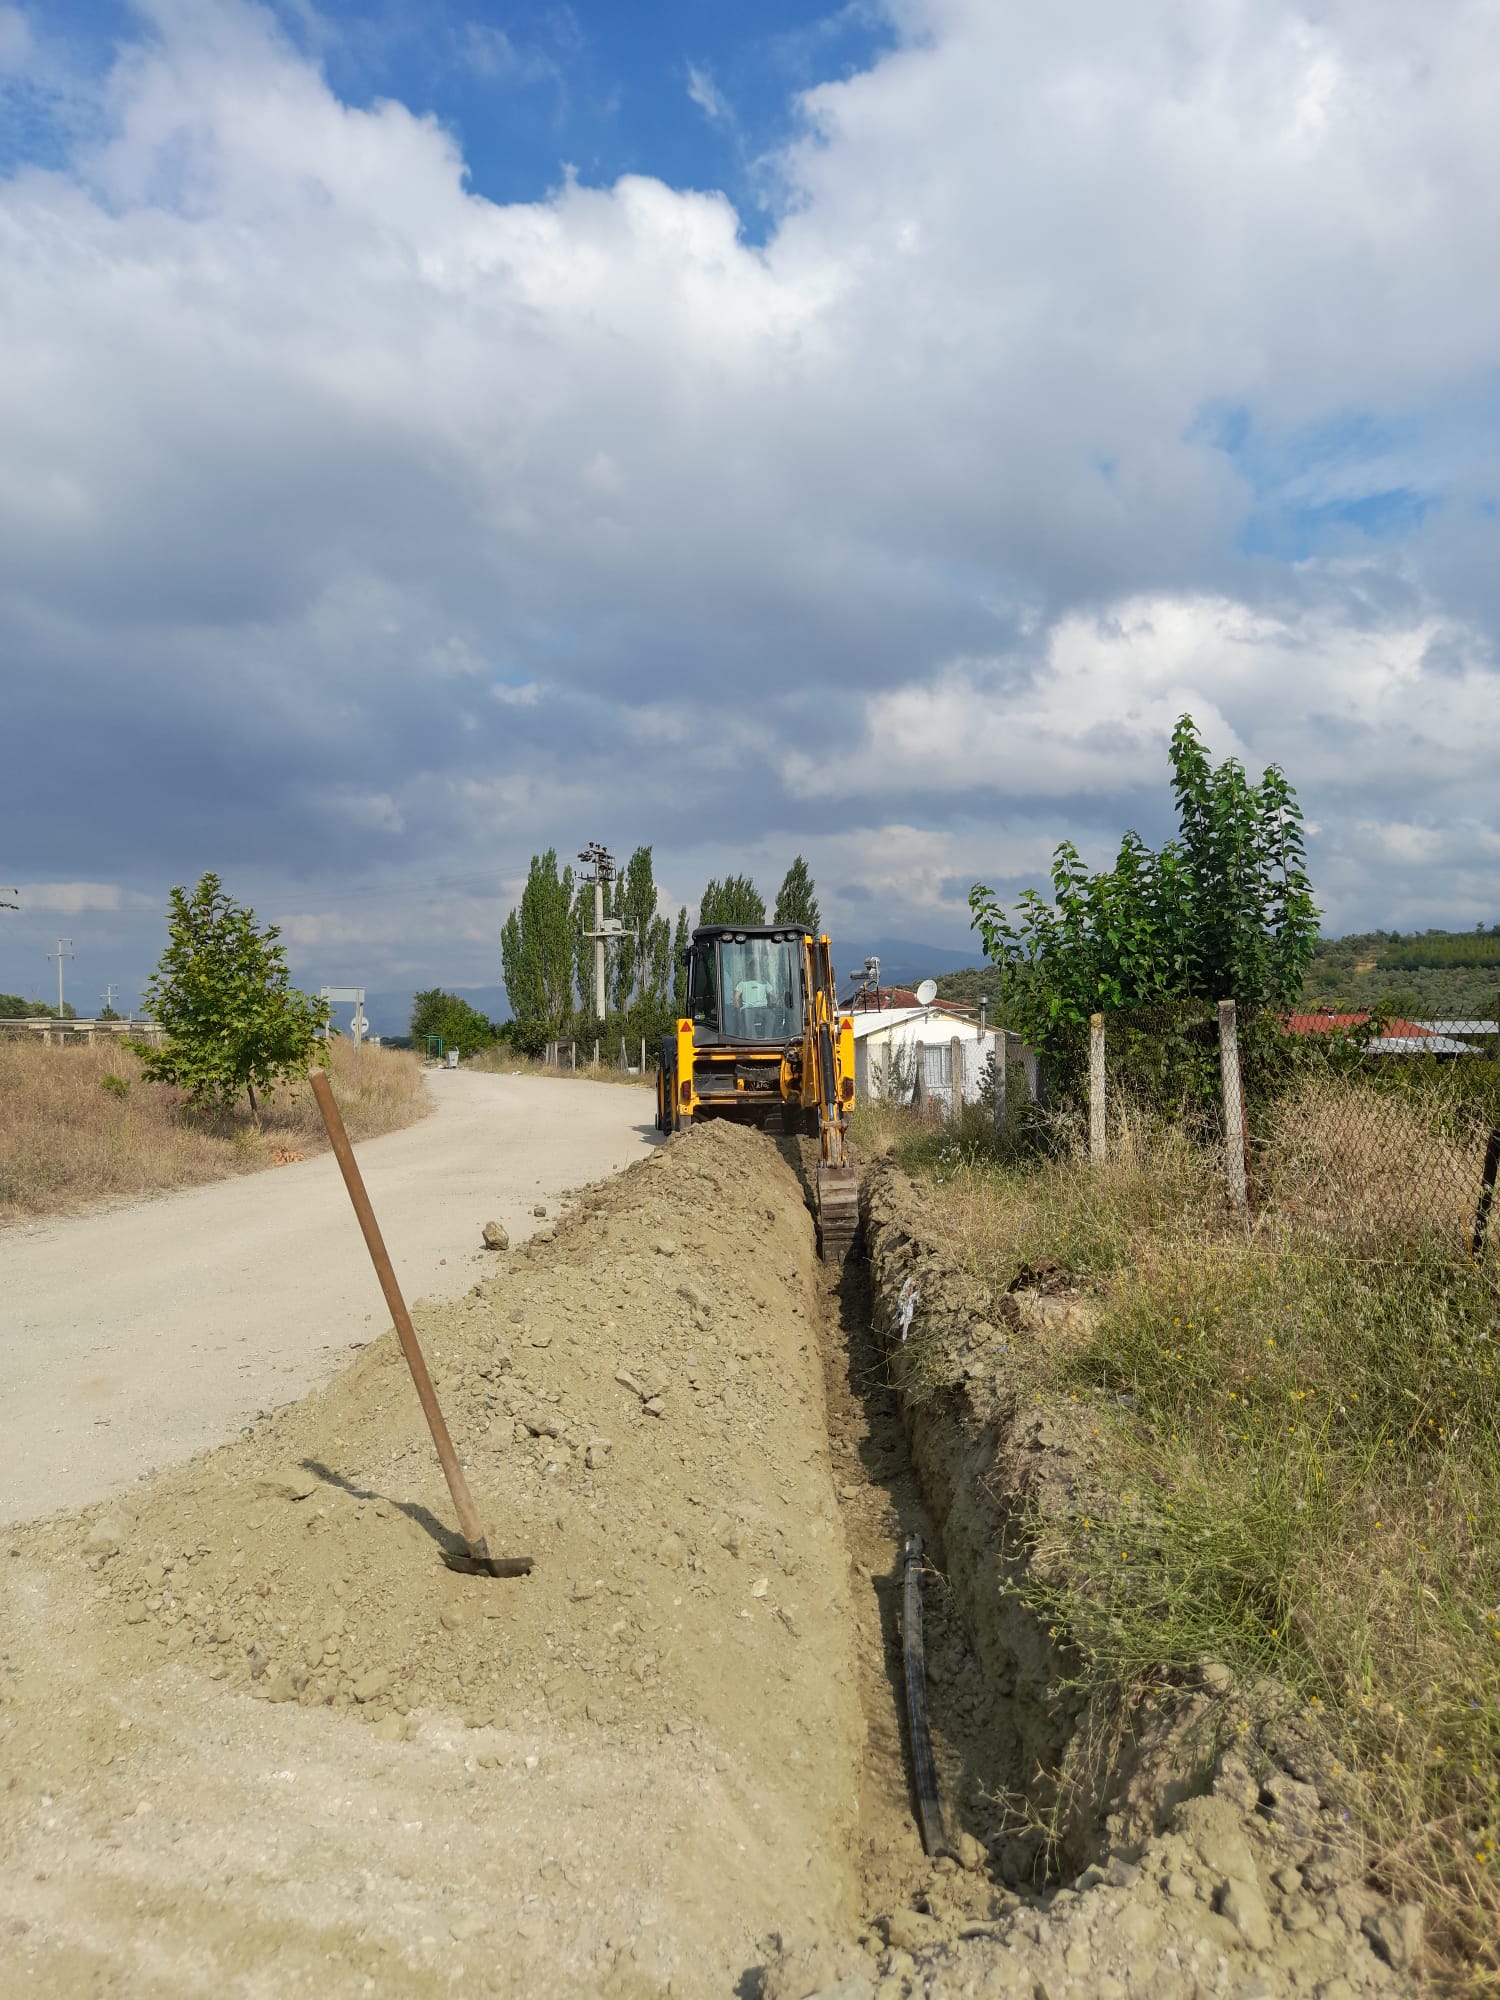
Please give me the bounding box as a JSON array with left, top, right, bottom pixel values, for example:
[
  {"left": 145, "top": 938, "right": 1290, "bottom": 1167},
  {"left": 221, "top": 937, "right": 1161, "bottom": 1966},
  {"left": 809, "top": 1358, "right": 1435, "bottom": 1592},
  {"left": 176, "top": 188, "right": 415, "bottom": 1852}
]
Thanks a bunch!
[
  {"left": 1050, "top": 1001, "right": 1500, "bottom": 1264},
  {"left": 949, "top": 1002, "right": 1500, "bottom": 1264}
]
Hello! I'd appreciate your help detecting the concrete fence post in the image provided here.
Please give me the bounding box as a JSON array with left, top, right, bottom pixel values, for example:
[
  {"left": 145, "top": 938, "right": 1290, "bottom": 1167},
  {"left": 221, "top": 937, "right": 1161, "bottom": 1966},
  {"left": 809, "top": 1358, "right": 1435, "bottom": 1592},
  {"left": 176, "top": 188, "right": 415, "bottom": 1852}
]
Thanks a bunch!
[
  {"left": 1218, "top": 999, "right": 1249, "bottom": 1215},
  {"left": 950, "top": 1035, "right": 963, "bottom": 1115},
  {"left": 912, "top": 1041, "right": 927, "bottom": 1117},
  {"left": 1089, "top": 1013, "right": 1107, "bottom": 1162},
  {"left": 593, "top": 1038, "right": 600, "bottom": 1067},
  {"left": 992, "top": 1028, "right": 1007, "bottom": 1136}
]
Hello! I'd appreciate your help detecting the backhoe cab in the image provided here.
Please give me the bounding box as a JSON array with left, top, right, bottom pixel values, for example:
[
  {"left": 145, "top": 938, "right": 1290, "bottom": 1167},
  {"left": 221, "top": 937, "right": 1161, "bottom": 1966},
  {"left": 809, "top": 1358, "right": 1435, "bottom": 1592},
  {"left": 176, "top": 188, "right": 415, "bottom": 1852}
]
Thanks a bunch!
[{"left": 655, "top": 925, "right": 858, "bottom": 1261}]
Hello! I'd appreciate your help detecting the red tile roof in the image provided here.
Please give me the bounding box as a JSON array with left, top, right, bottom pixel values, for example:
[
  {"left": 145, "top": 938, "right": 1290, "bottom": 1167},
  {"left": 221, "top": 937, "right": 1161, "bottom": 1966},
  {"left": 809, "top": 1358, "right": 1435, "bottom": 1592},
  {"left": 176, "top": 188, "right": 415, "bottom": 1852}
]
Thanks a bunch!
[
  {"left": 844, "top": 986, "right": 974, "bottom": 1015},
  {"left": 1284, "top": 1011, "right": 1431, "bottom": 1038}
]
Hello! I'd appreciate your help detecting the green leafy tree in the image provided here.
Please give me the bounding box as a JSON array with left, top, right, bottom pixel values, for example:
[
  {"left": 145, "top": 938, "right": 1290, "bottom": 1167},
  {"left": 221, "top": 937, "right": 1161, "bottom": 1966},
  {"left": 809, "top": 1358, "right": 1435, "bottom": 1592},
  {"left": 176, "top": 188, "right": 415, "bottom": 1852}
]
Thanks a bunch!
[
  {"left": 129, "top": 873, "right": 329, "bottom": 1114},
  {"left": 500, "top": 851, "right": 576, "bottom": 1038},
  {"left": 773, "top": 855, "right": 821, "bottom": 933},
  {"left": 699, "top": 873, "right": 766, "bottom": 926},
  {"left": 970, "top": 716, "right": 1319, "bottom": 1046},
  {"left": 612, "top": 846, "right": 671, "bottom": 1012},
  {"left": 408, "top": 989, "right": 497, "bottom": 1057}
]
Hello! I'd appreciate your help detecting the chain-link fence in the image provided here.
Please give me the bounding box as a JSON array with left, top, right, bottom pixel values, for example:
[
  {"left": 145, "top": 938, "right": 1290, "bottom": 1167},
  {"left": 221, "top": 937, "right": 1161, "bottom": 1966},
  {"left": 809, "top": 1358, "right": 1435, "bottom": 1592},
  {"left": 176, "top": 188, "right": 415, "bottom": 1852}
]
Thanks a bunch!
[
  {"left": 1064, "top": 1002, "right": 1500, "bottom": 1263},
  {"left": 1237, "top": 1008, "right": 1500, "bottom": 1260}
]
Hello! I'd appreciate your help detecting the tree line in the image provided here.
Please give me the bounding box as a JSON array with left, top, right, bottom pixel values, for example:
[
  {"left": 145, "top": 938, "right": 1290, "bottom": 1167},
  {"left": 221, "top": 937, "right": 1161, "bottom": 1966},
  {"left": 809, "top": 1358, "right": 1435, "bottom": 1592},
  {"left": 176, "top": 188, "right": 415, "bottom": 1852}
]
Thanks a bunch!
[
  {"left": 1378, "top": 928, "right": 1500, "bottom": 971},
  {"left": 497, "top": 849, "right": 821, "bottom": 1058}
]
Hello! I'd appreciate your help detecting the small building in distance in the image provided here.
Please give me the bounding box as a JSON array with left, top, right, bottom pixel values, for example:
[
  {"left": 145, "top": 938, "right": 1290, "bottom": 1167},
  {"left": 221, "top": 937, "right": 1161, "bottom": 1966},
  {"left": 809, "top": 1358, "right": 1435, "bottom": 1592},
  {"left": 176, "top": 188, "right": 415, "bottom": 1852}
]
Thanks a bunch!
[
  {"left": 1283, "top": 1011, "right": 1488, "bottom": 1056},
  {"left": 841, "top": 983, "right": 993, "bottom": 1109}
]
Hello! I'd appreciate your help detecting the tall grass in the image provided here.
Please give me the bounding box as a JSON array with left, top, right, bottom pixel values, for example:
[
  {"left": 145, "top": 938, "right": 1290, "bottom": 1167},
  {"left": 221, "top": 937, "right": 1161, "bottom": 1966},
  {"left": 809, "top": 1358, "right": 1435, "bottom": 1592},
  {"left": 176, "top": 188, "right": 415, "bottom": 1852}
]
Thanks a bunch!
[
  {"left": 0, "top": 1038, "right": 428, "bottom": 1222},
  {"left": 877, "top": 1086, "right": 1500, "bottom": 1984}
]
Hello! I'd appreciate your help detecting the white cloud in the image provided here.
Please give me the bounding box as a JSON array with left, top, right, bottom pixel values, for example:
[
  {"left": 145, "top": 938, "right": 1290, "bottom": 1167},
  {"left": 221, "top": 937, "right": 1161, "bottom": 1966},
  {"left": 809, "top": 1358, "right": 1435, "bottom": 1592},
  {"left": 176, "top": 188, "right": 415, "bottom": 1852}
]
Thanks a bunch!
[
  {"left": 1, "top": 0, "right": 1498, "bottom": 995},
  {"left": 14, "top": 882, "right": 155, "bottom": 914},
  {"left": 800, "top": 594, "right": 1497, "bottom": 809},
  {"left": 685, "top": 62, "right": 732, "bottom": 127},
  {"left": 0, "top": 5, "right": 32, "bottom": 72}
]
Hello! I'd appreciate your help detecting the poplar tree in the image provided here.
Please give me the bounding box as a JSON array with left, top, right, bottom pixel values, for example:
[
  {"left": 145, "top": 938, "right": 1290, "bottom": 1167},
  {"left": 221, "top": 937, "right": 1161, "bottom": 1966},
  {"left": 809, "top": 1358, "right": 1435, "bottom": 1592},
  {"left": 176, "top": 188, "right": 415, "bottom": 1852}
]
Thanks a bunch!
[
  {"left": 500, "top": 850, "right": 576, "bottom": 1037},
  {"left": 612, "top": 846, "right": 670, "bottom": 1012},
  {"left": 773, "top": 856, "right": 820, "bottom": 933},
  {"left": 699, "top": 874, "right": 765, "bottom": 925}
]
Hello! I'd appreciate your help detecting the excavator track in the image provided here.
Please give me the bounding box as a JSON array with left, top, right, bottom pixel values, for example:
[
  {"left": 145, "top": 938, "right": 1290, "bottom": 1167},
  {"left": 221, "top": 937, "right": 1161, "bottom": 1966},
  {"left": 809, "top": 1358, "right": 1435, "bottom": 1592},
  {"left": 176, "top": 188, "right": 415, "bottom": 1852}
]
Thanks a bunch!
[{"left": 815, "top": 1161, "right": 859, "bottom": 1264}]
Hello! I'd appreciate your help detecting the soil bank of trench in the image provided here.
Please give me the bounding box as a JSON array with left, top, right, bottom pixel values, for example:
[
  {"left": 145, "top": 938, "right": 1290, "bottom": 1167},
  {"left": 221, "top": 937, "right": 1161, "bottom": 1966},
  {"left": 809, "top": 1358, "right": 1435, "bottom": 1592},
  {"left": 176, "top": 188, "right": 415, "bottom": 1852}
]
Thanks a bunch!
[{"left": 0, "top": 1120, "right": 926, "bottom": 1999}]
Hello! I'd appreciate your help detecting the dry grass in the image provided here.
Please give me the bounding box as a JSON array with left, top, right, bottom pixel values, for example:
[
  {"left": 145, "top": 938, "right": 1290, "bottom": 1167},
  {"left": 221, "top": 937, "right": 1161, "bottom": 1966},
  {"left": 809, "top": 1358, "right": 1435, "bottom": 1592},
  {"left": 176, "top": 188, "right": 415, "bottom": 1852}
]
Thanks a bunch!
[
  {"left": 879, "top": 1084, "right": 1500, "bottom": 1988},
  {"left": 0, "top": 1038, "right": 429, "bottom": 1224},
  {"left": 1261, "top": 1073, "right": 1486, "bottom": 1258},
  {"left": 467, "top": 1046, "right": 654, "bottom": 1088}
]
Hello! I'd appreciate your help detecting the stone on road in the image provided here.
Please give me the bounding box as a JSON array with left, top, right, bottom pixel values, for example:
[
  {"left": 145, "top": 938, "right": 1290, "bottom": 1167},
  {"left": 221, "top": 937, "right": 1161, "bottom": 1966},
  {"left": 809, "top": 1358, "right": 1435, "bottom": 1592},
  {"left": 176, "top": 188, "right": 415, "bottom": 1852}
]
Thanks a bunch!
[{"left": 0, "top": 1070, "right": 658, "bottom": 1524}]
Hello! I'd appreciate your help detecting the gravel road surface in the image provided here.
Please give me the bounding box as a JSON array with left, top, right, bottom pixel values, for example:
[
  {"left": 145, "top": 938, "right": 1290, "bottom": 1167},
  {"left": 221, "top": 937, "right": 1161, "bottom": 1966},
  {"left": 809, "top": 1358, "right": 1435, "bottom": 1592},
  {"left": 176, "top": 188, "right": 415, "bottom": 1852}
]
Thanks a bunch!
[{"left": 1, "top": 1069, "right": 659, "bottom": 1525}]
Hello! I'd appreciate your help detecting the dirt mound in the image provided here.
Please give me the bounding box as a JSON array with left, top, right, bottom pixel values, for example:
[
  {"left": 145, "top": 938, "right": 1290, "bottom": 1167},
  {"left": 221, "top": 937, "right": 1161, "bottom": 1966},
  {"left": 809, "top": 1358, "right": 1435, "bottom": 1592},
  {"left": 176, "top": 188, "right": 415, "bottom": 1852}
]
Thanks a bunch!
[
  {"left": 75, "top": 1122, "right": 843, "bottom": 1732},
  {"left": 8, "top": 1121, "right": 867, "bottom": 1994}
]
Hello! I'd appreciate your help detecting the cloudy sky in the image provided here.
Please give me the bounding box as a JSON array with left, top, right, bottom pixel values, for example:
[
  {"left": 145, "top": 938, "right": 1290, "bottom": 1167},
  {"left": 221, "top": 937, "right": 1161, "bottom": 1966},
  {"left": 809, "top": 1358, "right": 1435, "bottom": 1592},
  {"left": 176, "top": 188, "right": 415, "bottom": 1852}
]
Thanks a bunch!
[{"left": 2, "top": 0, "right": 1497, "bottom": 1012}]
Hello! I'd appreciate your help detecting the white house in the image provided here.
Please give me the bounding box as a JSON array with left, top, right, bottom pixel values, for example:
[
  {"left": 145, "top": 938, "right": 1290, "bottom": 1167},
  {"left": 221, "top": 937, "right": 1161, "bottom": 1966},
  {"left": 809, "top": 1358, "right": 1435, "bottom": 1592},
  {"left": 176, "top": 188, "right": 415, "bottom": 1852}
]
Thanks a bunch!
[{"left": 849, "top": 997, "right": 996, "bottom": 1111}]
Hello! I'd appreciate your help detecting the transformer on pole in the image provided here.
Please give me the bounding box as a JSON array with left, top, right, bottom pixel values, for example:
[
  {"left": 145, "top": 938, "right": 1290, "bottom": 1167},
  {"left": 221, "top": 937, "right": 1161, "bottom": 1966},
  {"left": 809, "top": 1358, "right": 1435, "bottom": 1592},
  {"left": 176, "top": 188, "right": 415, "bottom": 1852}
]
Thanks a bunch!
[{"left": 577, "top": 842, "right": 622, "bottom": 1025}]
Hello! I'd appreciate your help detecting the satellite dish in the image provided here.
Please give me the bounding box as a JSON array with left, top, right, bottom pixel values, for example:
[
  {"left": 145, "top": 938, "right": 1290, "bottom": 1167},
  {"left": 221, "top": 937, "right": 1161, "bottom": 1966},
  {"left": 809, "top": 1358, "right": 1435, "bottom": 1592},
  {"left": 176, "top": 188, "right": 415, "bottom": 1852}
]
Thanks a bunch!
[{"left": 916, "top": 979, "right": 938, "bottom": 1005}]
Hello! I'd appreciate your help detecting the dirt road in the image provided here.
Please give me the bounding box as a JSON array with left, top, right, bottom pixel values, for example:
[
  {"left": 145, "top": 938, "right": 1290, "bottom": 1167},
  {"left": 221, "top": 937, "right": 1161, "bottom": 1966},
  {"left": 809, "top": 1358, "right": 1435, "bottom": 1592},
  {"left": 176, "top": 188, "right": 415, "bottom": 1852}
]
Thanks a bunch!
[{"left": 0, "top": 1070, "right": 658, "bottom": 1525}]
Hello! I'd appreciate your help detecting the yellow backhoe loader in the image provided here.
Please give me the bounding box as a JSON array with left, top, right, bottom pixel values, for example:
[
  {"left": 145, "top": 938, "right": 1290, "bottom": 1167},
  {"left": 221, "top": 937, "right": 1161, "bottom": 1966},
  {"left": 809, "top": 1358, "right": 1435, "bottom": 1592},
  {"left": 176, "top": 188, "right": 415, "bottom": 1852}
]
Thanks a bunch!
[{"left": 655, "top": 924, "right": 859, "bottom": 1261}]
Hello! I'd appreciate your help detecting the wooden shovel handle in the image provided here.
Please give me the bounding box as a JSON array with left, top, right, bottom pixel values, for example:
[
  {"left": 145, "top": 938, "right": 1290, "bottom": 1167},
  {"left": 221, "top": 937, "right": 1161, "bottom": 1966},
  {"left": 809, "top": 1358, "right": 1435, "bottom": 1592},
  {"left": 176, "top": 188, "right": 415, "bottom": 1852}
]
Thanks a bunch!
[{"left": 309, "top": 1068, "right": 488, "bottom": 1555}]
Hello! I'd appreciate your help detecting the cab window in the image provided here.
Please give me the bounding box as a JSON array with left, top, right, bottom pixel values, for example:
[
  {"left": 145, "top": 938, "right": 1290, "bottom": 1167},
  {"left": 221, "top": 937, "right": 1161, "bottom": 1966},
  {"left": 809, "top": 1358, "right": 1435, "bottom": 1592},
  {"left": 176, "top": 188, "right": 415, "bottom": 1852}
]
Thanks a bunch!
[
  {"left": 688, "top": 944, "right": 718, "bottom": 1027},
  {"left": 720, "top": 939, "right": 802, "bottom": 1040}
]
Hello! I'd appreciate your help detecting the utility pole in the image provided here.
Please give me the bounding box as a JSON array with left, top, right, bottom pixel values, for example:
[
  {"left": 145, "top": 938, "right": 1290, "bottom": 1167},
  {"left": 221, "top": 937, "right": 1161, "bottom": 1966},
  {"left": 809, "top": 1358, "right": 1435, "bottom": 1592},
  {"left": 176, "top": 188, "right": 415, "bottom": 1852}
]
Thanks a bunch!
[
  {"left": 577, "top": 842, "right": 622, "bottom": 1025},
  {"left": 50, "top": 937, "right": 74, "bottom": 1018},
  {"left": 102, "top": 983, "right": 118, "bottom": 1017}
]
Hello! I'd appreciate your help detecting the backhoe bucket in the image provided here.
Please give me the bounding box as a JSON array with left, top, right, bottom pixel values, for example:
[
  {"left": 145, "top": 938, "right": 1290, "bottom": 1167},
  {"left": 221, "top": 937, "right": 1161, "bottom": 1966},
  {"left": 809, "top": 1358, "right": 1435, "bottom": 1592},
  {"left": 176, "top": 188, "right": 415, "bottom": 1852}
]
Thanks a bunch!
[{"left": 815, "top": 1161, "right": 859, "bottom": 1264}]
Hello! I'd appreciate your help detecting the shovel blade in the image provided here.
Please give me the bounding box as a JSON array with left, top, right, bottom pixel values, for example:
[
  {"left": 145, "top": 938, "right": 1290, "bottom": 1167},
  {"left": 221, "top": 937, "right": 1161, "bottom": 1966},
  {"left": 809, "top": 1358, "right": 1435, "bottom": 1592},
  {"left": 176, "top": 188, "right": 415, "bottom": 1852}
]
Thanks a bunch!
[{"left": 442, "top": 1547, "right": 534, "bottom": 1578}]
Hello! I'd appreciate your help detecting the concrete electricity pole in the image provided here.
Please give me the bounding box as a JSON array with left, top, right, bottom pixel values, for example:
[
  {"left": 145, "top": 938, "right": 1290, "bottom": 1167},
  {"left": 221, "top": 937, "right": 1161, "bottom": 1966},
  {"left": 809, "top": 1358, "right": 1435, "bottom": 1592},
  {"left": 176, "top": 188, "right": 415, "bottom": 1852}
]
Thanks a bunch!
[
  {"left": 102, "top": 983, "right": 118, "bottom": 1016},
  {"left": 50, "top": 937, "right": 74, "bottom": 1018},
  {"left": 577, "top": 842, "right": 621, "bottom": 1024}
]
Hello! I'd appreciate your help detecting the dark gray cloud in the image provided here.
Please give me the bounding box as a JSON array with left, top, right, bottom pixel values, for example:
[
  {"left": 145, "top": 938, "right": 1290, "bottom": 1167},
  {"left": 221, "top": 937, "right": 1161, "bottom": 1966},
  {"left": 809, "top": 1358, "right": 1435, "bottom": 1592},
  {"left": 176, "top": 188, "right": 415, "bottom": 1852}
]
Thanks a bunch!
[{"left": 2, "top": 0, "right": 1499, "bottom": 1010}]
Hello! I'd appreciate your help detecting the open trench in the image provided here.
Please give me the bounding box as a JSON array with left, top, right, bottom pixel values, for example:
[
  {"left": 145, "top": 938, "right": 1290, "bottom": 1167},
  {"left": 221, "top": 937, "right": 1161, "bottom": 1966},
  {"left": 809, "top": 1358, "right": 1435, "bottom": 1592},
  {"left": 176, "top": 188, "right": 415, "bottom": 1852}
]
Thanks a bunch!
[
  {"left": 0, "top": 1118, "right": 1398, "bottom": 2000},
  {"left": 804, "top": 1229, "right": 1026, "bottom": 1923}
]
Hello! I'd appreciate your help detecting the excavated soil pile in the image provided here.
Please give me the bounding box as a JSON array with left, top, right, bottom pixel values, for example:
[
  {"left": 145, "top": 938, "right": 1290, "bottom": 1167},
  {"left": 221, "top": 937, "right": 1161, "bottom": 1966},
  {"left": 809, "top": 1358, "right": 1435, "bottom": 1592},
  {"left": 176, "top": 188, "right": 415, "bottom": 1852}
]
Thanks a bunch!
[{"left": 2, "top": 1122, "right": 867, "bottom": 1998}]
